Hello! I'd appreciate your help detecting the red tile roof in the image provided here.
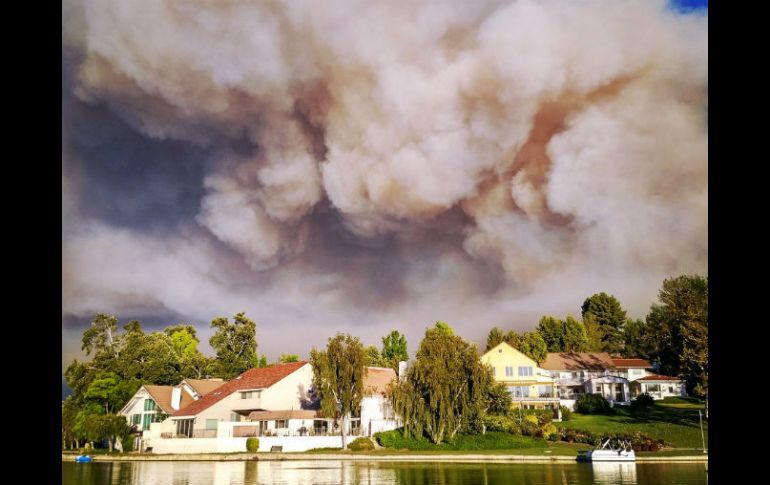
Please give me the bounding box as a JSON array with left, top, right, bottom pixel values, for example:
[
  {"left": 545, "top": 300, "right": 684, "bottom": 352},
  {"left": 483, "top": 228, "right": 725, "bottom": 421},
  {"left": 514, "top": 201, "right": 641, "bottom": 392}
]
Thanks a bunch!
[
  {"left": 541, "top": 352, "right": 616, "bottom": 371},
  {"left": 364, "top": 367, "right": 397, "bottom": 396},
  {"left": 172, "top": 362, "right": 308, "bottom": 417},
  {"left": 637, "top": 374, "right": 682, "bottom": 381},
  {"left": 611, "top": 358, "right": 652, "bottom": 369}
]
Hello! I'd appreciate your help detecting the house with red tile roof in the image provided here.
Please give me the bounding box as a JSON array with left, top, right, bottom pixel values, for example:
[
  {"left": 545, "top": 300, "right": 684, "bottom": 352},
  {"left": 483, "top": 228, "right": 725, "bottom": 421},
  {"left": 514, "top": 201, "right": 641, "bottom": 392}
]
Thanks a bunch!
[
  {"left": 170, "top": 362, "right": 315, "bottom": 438},
  {"left": 360, "top": 366, "right": 399, "bottom": 436},
  {"left": 118, "top": 378, "right": 225, "bottom": 449},
  {"left": 541, "top": 352, "right": 630, "bottom": 407},
  {"left": 611, "top": 358, "right": 653, "bottom": 382},
  {"left": 634, "top": 374, "right": 687, "bottom": 399}
]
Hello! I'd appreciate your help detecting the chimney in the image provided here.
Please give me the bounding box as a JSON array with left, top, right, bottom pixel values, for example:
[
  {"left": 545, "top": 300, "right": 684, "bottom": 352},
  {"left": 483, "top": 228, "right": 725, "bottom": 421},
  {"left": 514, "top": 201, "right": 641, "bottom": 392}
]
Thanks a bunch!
[
  {"left": 397, "top": 361, "right": 408, "bottom": 380},
  {"left": 171, "top": 386, "right": 182, "bottom": 410}
]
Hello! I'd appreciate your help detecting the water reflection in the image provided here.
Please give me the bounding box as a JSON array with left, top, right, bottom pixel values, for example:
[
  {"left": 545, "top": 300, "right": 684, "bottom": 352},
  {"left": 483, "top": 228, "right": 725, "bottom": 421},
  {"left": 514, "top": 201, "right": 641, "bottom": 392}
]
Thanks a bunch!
[
  {"left": 62, "top": 460, "right": 707, "bottom": 485},
  {"left": 590, "top": 462, "right": 638, "bottom": 484}
]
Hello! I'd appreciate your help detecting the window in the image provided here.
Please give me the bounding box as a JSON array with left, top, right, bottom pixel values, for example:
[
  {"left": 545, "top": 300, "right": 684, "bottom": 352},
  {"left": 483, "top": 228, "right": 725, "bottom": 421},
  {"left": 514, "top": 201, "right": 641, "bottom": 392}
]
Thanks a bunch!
[
  {"left": 505, "top": 366, "right": 513, "bottom": 376},
  {"left": 518, "top": 366, "right": 533, "bottom": 377},
  {"left": 537, "top": 385, "right": 553, "bottom": 398},
  {"left": 492, "top": 367, "right": 496, "bottom": 376},
  {"left": 507, "top": 386, "right": 530, "bottom": 398},
  {"left": 646, "top": 384, "right": 661, "bottom": 393},
  {"left": 143, "top": 413, "right": 152, "bottom": 430},
  {"left": 206, "top": 419, "right": 218, "bottom": 430},
  {"left": 132, "top": 414, "right": 141, "bottom": 425},
  {"left": 241, "top": 391, "right": 252, "bottom": 399},
  {"left": 230, "top": 413, "right": 241, "bottom": 422},
  {"left": 144, "top": 399, "right": 157, "bottom": 411},
  {"left": 275, "top": 420, "right": 287, "bottom": 429},
  {"left": 153, "top": 413, "right": 167, "bottom": 423},
  {"left": 176, "top": 418, "right": 194, "bottom": 438}
]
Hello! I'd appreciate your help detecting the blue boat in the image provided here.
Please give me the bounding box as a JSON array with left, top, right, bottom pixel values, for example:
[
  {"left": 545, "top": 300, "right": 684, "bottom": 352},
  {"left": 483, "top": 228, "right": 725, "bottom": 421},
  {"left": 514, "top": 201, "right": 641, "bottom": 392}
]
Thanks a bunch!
[{"left": 74, "top": 455, "right": 92, "bottom": 463}]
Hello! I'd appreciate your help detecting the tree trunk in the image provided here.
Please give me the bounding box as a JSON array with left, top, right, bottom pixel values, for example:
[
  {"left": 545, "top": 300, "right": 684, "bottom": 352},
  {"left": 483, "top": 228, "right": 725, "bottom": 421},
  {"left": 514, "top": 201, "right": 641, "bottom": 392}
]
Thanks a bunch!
[{"left": 340, "top": 414, "right": 348, "bottom": 449}]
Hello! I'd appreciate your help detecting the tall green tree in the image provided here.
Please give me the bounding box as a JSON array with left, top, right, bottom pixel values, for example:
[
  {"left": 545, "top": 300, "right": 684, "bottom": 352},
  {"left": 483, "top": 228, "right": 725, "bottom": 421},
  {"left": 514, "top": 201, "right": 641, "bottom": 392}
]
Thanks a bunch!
[
  {"left": 433, "top": 321, "right": 454, "bottom": 336},
  {"left": 278, "top": 354, "right": 299, "bottom": 363},
  {"left": 644, "top": 275, "right": 708, "bottom": 396},
  {"left": 83, "top": 371, "right": 139, "bottom": 414},
  {"left": 81, "top": 313, "right": 120, "bottom": 357},
  {"left": 486, "top": 327, "right": 505, "bottom": 351},
  {"left": 517, "top": 331, "right": 548, "bottom": 364},
  {"left": 581, "top": 293, "right": 628, "bottom": 354},
  {"left": 209, "top": 312, "right": 260, "bottom": 379},
  {"left": 391, "top": 324, "right": 493, "bottom": 444},
  {"left": 310, "top": 333, "right": 366, "bottom": 449},
  {"left": 364, "top": 345, "right": 387, "bottom": 367},
  {"left": 381, "top": 330, "right": 409, "bottom": 370},
  {"left": 621, "top": 319, "right": 650, "bottom": 358},
  {"left": 562, "top": 315, "right": 589, "bottom": 352},
  {"left": 537, "top": 316, "right": 564, "bottom": 352}
]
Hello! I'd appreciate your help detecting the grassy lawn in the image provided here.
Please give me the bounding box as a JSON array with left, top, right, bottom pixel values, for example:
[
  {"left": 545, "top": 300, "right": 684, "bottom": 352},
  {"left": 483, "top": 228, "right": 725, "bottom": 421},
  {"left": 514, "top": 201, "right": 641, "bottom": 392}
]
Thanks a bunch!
[
  {"left": 305, "top": 440, "right": 591, "bottom": 456},
  {"left": 559, "top": 398, "right": 707, "bottom": 449}
]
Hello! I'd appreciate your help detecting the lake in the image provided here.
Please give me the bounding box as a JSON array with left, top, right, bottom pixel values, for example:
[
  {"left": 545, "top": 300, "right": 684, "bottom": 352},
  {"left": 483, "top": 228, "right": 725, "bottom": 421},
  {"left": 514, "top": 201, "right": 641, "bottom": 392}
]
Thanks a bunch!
[{"left": 62, "top": 460, "right": 707, "bottom": 485}]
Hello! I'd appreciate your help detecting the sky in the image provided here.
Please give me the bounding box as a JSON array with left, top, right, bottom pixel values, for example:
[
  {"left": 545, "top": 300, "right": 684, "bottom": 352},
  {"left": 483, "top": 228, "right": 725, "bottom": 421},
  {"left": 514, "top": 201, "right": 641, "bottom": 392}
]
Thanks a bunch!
[{"left": 62, "top": 0, "right": 707, "bottom": 386}]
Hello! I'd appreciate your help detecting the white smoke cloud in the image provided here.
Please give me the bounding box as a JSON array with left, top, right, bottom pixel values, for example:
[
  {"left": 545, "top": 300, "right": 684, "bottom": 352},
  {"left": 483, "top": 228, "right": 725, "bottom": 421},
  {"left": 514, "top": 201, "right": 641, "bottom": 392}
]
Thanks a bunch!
[{"left": 62, "top": 0, "right": 707, "bottom": 356}]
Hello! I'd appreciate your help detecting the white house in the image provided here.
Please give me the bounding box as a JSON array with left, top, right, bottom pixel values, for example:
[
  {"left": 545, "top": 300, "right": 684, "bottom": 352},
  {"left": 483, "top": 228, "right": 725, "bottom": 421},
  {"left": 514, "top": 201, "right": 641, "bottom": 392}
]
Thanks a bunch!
[
  {"left": 610, "top": 358, "right": 653, "bottom": 381},
  {"left": 169, "top": 362, "right": 316, "bottom": 439},
  {"left": 360, "top": 366, "right": 399, "bottom": 436},
  {"left": 541, "top": 352, "right": 631, "bottom": 409},
  {"left": 634, "top": 374, "right": 687, "bottom": 399},
  {"left": 118, "top": 378, "right": 224, "bottom": 450}
]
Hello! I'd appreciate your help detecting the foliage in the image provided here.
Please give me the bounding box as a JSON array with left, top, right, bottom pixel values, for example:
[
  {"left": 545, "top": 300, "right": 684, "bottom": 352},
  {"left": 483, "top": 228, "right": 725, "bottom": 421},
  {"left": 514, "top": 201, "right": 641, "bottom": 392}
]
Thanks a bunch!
[
  {"left": 364, "top": 345, "right": 387, "bottom": 367},
  {"left": 348, "top": 437, "right": 375, "bottom": 451},
  {"left": 381, "top": 330, "right": 409, "bottom": 370},
  {"left": 209, "top": 312, "right": 260, "bottom": 379},
  {"left": 83, "top": 371, "right": 140, "bottom": 414},
  {"left": 517, "top": 332, "right": 547, "bottom": 364},
  {"left": 537, "top": 316, "right": 563, "bottom": 352},
  {"left": 486, "top": 327, "right": 505, "bottom": 351},
  {"left": 581, "top": 293, "right": 628, "bottom": 354},
  {"left": 74, "top": 413, "right": 133, "bottom": 452},
  {"left": 482, "top": 414, "right": 519, "bottom": 434},
  {"left": 310, "top": 333, "right": 366, "bottom": 449},
  {"left": 621, "top": 319, "right": 650, "bottom": 359},
  {"left": 559, "top": 405, "right": 573, "bottom": 421},
  {"left": 644, "top": 275, "right": 708, "bottom": 397},
  {"left": 486, "top": 382, "right": 513, "bottom": 415},
  {"left": 561, "top": 316, "right": 589, "bottom": 352},
  {"left": 375, "top": 429, "right": 546, "bottom": 451},
  {"left": 630, "top": 393, "right": 655, "bottom": 417},
  {"left": 278, "top": 354, "right": 299, "bottom": 363},
  {"left": 390, "top": 323, "right": 493, "bottom": 444},
  {"left": 246, "top": 437, "right": 260, "bottom": 452},
  {"left": 433, "top": 321, "right": 454, "bottom": 336},
  {"left": 575, "top": 394, "right": 611, "bottom": 415}
]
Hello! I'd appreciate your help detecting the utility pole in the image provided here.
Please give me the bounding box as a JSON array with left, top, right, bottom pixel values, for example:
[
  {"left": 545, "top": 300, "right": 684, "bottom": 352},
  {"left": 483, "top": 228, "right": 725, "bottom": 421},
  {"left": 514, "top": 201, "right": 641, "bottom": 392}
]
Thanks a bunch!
[{"left": 698, "top": 410, "right": 707, "bottom": 454}]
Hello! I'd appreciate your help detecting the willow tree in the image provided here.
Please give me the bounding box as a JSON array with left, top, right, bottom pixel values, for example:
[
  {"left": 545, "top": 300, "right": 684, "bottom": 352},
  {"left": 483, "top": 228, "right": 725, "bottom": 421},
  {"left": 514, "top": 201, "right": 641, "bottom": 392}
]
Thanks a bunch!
[
  {"left": 391, "top": 322, "right": 493, "bottom": 444},
  {"left": 310, "top": 333, "right": 366, "bottom": 449}
]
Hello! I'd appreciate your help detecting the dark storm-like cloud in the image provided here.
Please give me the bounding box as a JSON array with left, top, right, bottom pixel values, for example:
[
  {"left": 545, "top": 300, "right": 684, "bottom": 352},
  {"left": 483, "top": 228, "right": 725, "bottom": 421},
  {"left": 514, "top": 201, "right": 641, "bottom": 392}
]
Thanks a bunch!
[{"left": 62, "top": 0, "right": 707, "bottom": 360}]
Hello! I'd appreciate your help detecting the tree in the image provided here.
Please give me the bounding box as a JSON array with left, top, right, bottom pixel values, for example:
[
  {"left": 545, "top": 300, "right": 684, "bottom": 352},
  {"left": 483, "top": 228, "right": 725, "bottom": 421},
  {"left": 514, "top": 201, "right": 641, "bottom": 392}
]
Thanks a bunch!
[
  {"left": 581, "top": 293, "right": 628, "bottom": 354},
  {"left": 504, "top": 330, "right": 521, "bottom": 348},
  {"left": 644, "top": 275, "right": 708, "bottom": 396},
  {"left": 486, "top": 327, "right": 505, "bottom": 351},
  {"left": 82, "top": 313, "right": 120, "bottom": 357},
  {"left": 517, "top": 332, "right": 547, "bottom": 364},
  {"left": 390, "top": 324, "right": 493, "bottom": 444},
  {"left": 310, "top": 333, "right": 366, "bottom": 449},
  {"left": 62, "top": 397, "right": 81, "bottom": 449},
  {"left": 278, "top": 354, "right": 299, "bottom": 363},
  {"left": 364, "top": 345, "right": 387, "bottom": 367},
  {"left": 561, "top": 315, "right": 589, "bottom": 352},
  {"left": 83, "top": 371, "right": 139, "bottom": 414},
  {"left": 621, "top": 319, "right": 650, "bottom": 358},
  {"left": 433, "top": 321, "right": 454, "bottom": 336},
  {"left": 381, "top": 330, "right": 409, "bottom": 370},
  {"left": 486, "top": 382, "right": 513, "bottom": 416},
  {"left": 165, "top": 324, "right": 200, "bottom": 360},
  {"left": 536, "top": 316, "right": 564, "bottom": 352},
  {"left": 209, "top": 312, "right": 259, "bottom": 379}
]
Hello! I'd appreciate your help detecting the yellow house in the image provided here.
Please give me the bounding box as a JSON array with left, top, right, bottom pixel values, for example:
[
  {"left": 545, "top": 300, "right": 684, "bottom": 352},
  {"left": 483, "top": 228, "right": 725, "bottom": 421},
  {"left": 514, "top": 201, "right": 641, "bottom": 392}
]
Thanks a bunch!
[{"left": 481, "top": 342, "right": 559, "bottom": 411}]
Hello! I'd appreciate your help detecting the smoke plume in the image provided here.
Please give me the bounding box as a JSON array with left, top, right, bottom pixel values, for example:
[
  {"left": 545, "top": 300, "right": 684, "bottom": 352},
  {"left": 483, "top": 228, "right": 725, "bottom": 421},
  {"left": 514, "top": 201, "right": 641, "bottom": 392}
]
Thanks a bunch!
[{"left": 62, "top": 0, "right": 707, "bottom": 359}]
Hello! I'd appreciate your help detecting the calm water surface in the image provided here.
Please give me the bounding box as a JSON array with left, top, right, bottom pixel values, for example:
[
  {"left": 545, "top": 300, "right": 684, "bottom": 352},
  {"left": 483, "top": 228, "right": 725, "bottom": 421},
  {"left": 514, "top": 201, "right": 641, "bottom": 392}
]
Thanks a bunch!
[{"left": 62, "top": 460, "right": 707, "bottom": 485}]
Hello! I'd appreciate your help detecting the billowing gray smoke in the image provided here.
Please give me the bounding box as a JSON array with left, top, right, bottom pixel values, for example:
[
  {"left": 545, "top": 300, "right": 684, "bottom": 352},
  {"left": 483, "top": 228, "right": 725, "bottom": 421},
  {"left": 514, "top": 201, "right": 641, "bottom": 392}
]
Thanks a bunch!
[{"left": 62, "top": 0, "right": 707, "bottom": 359}]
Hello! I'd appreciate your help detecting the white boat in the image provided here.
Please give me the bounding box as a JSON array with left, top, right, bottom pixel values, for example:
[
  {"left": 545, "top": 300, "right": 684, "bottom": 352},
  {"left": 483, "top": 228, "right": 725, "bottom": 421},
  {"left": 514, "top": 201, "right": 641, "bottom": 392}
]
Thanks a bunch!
[{"left": 578, "top": 438, "right": 636, "bottom": 462}]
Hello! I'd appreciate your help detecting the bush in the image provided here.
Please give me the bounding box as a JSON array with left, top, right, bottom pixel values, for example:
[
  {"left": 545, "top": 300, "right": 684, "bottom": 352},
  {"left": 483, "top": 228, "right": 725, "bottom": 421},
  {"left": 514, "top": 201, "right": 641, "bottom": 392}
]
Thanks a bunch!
[
  {"left": 375, "top": 429, "right": 545, "bottom": 450},
  {"left": 348, "top": 437, "right": 375, "bottom": 451},
  {"left": 483, "top": 414, "right": 518, "bottom": 433},
  {"left": 559, "top": 405, "right": 573, "bottom": 421},
  {"left": 575, "top": 393, "right": 611, "bottom": 414},
  {"left": 246, "top": 437, "right": 260, "bottom": 452},
  {"left": 632, "top": 393, "right": 655, "bottom": 409}
]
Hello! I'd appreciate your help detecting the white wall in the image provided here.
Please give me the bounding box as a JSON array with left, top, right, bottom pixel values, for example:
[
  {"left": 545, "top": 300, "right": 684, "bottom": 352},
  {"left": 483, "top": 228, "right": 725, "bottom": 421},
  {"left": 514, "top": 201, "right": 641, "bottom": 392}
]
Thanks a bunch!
[
  {"left": 145, "top": 436, "right": 344, "bottom": 454},
  {"left": 360, "top": 395, "right": 398, "bottom": 437}
]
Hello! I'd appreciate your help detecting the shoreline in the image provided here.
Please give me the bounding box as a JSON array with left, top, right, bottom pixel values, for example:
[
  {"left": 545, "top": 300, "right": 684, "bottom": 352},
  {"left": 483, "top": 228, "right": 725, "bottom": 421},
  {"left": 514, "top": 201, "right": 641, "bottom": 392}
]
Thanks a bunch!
[{"left": 62, "top": 452, "right": 708, "bottom": 464}]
